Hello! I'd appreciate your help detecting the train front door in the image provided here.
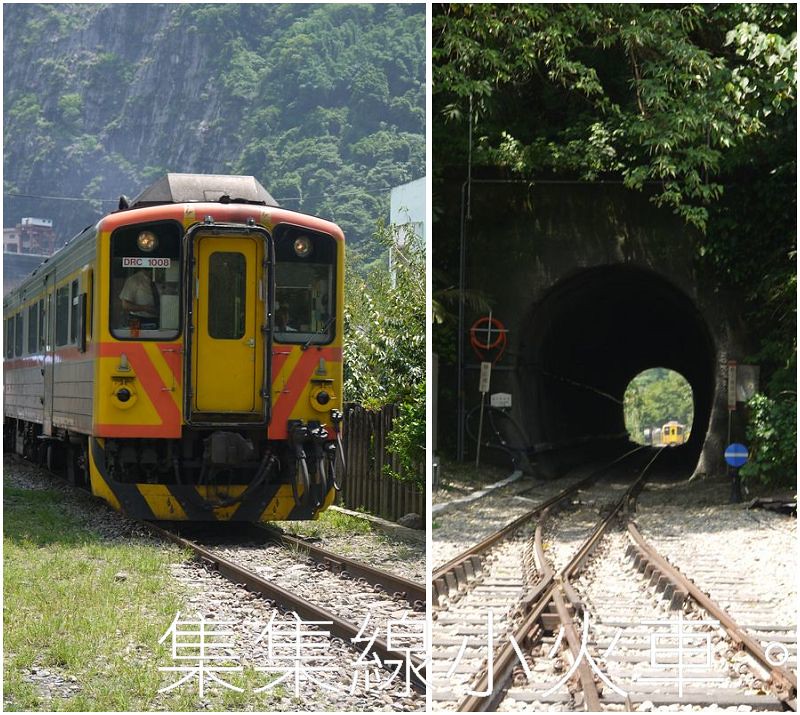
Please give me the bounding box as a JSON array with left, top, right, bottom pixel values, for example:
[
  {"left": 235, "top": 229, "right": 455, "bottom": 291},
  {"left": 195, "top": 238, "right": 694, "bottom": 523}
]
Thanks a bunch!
[{"left": 189, "top": 230, "right": 271, "bottom": 422}]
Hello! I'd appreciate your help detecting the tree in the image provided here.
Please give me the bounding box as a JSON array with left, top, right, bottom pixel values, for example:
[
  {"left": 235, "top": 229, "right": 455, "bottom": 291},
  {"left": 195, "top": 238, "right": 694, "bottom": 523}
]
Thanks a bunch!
[
  {"left": 434, "top": 4, "right": 796, "bottom": 230},
  {"left": 344, "top": 221, "right": 425, "bottom": 487}
]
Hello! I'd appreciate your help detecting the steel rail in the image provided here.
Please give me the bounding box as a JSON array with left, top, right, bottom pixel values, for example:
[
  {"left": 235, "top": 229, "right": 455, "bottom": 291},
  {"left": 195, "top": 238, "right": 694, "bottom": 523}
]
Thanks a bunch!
[
  {"left": 454, "top": 448, "right": 663, "bottom": 711},
  {"left": 551, "top": 584, "right": 602, "bottom": 711},
  {"left": 147, "top": 522, "right": 426, "bottom": 691},
  {"left": 249, "top": 524, "right": 426, "bottom": 609},
  {"left": 627, "top": 520, "right": 797, "bottom": 709}
]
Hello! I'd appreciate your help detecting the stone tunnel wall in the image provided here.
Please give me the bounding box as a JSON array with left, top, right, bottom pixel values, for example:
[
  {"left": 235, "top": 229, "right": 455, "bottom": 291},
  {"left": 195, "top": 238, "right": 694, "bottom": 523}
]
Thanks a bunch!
[{"left": 452, "top": 180, "right": 746, "bottom": 478}]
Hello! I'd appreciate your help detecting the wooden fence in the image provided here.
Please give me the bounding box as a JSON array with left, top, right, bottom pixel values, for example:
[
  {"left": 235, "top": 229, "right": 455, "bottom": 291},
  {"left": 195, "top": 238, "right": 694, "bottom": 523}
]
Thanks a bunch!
[{"left": 338, "top": 403, "right": 425, "bottom": 522}]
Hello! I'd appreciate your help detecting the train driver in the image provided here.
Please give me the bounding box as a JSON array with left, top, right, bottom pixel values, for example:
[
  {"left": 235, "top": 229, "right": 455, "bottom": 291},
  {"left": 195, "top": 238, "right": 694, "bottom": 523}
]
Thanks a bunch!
[
  {"left": 275, "top": 304, "right": 296, "bottom": 332},
  {"left": 119, "top": 269, "right": 160, "bottom": 329}
]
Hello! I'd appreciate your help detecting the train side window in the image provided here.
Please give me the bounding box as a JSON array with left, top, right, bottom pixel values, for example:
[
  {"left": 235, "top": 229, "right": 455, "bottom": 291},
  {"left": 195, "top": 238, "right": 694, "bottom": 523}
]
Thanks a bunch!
[
  {"left": 76, "top": 294, "right": 88, "bottom": 353},
  {"left": 27, "top": 303, "right": 39, "bottom": 354},
  {"left": 55, "top": 286, "right": 70, "bottom": 346},
  {"left": 5, "top": 318, "right": 13, "bottom": 358},
  {"left": 70, "top": 280, "right": 79, "bottom": 344},
  {"left": 14, "top": 312, "right": 24, "bottom": 356},
  {"left": 38, "top": 299, "right": 45, "bottom": 350}
]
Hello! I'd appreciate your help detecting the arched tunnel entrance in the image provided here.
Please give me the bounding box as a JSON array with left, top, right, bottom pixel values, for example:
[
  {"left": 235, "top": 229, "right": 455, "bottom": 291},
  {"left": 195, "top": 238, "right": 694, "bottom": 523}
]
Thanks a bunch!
[{"left": 518, "top": 265, "right": 716, "bottom": 476}]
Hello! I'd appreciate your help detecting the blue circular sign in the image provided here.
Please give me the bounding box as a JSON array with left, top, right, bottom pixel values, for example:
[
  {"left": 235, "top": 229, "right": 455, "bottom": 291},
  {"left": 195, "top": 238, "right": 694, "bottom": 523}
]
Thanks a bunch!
[{"left": 724, "top": 443, "right": 749, "bottom": 468}]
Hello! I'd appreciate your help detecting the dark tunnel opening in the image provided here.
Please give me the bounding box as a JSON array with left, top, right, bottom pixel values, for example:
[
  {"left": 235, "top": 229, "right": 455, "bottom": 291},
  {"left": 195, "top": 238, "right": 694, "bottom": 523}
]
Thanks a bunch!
[{"left": 518, "top": 265, "right": 716, "bottom": 476}]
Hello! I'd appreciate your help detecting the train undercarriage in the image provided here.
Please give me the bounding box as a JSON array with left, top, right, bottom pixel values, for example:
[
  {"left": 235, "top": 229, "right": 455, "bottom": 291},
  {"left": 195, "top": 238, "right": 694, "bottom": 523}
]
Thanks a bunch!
[{"left": 4, "top": 416, "right": 342, "bottom": 521}]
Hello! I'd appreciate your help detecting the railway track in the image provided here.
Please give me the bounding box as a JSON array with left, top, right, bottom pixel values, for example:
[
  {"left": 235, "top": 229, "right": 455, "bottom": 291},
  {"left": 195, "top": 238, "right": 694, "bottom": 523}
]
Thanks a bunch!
[
  {"left": 177, "top": 522, "right": 427, "bottom": 609},
  {"left": 149, "top": 522, "right": 427, "bottom": 691},
  {"left": 252, "top": 524, "right": 426, "bottom": 609},
  {"left": 431, "top": 449, "right": 797, "bottom": 711},
  {"left": 432, "top": 447, "right": 648, "bottom": 608}
]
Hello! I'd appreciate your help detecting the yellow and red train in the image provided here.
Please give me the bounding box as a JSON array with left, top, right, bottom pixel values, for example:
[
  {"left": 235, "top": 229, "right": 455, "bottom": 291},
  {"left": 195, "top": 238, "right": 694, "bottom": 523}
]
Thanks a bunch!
[
  {"left": 4, "top": 174, "right": 344, "bottom": 522},
  {"left": 647, "top": 420, "right": 690, "bottom": 447}
]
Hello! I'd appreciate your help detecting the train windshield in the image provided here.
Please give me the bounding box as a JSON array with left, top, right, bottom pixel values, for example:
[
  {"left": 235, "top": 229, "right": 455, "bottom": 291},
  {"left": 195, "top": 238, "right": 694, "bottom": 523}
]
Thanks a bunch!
[
  {"left": 110, "top": 222, "right": 182, "bottom": 340},
  {"left": 274, "top": 229, "right": 336, "bottom": 345}
]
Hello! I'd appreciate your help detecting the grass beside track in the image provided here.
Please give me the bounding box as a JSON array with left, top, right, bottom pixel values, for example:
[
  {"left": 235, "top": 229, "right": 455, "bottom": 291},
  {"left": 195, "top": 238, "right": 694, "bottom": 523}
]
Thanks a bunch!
[
  {"left": 278, "top": 507, "right": 373, "bottom": 539},
  {"left": 3, "top": 478, "right": 290, "bottom": 711}
]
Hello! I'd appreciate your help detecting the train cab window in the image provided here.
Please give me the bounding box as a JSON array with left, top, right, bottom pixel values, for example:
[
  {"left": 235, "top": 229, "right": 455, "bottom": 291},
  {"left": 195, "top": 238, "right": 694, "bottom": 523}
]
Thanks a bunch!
[
  {"left": 274, "top": 228, "right": 336, "bottom": 345},
  {"left": 27, "top": 303, "right": 39, "bottom": 354},
  {"left": 110, "top": 222, "right": 181, "bottom": 340},
  {"left": 55, "top": 286, "right": 70, "bottom": 346},
  {"left": 14, "top": 313, "right": 24, "bottom": 356}
]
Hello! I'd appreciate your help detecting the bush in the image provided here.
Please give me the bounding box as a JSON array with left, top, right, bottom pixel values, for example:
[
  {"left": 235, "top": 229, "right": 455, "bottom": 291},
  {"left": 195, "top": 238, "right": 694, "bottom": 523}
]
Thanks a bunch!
[
  {"left": 344, "top": 220, "right": 425, "bottom": 488},
  {"left": 385, "top": 379, "right": 425, "bottom": 488},
  {"left": 740, "top": 393, "right": 797, "bottom": 489}
]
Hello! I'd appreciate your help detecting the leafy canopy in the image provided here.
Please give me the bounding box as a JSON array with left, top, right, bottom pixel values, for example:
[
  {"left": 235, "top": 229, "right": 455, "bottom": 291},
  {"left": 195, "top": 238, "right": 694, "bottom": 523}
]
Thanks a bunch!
[{"left": 434, "top": 3, "right": 796, "bottom": 230}]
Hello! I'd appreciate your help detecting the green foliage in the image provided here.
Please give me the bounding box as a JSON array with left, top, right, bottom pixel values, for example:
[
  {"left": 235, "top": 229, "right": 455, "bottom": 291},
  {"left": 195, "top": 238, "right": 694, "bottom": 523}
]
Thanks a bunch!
[
  {"left": 624, "top": 368, "right": 694, "bottom": 443},
  {"left": 740, "top": 393, "right": 796, "bottom": 488},
  {"left": 385, "top": 379, "right": 425, "bottom": 487},
  {"left": 345, "top": 220, "right": 425, "bottom": 487},
  {"left": 57, "top": 93, "right": 82, "bottom": 126},
  {"left": 345, "top": 221, "right": 425, "bottom": 406},
  {"left": 434, "top": 4, "right": 796, "bottom": 230}
]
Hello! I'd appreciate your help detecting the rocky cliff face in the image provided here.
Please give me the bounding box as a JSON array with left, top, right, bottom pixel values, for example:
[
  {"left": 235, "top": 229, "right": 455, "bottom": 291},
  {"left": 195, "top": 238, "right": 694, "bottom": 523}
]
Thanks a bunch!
[{"left": 3, "top": 4, "right": 425, "bottom": 258}]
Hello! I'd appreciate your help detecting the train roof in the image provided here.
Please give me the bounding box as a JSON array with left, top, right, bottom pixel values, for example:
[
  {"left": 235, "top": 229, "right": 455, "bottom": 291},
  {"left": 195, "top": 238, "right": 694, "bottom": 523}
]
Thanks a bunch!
[{"left": 127, "top": 173, "right": 279, "bottom": 209}]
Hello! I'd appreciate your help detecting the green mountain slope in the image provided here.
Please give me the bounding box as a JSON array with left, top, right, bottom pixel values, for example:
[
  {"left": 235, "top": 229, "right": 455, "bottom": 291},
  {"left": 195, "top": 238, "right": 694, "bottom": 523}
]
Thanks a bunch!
[{"left": 3, "top": 3, "right": 424, "bottom": 263}]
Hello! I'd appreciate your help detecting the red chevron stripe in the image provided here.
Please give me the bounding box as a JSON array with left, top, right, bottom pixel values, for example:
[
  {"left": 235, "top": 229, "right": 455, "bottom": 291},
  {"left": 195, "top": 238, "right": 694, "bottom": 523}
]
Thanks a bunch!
[
  {"left": 97, "top": 342, "right": 182, "bottom": 437},
  {"left": 270, "top": 346, "right": 341, "bottom": 437}
]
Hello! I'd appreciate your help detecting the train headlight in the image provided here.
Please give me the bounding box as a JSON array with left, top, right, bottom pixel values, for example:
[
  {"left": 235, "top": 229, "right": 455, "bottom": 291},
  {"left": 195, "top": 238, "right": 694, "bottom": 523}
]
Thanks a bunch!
[
  {"left": 310, "top": 384, "right": 336, "bottom": 412},
  {"left": 137, "top": 230, "right": 158, "bottom": 252},
  {"left": 316, "top": 390, "right": 330, "bottom": 406},
  {"left": 293, "top": 236, "right": 313, "bottom": 258},
  {"left": 111, "top": 378, "right": 138, "bottom": 409}
]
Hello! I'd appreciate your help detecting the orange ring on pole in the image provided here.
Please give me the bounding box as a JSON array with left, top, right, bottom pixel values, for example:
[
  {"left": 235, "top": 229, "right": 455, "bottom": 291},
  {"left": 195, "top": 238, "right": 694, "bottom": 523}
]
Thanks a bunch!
[{"left": 470, "top": 316, "right": 507, "bottom": 364}]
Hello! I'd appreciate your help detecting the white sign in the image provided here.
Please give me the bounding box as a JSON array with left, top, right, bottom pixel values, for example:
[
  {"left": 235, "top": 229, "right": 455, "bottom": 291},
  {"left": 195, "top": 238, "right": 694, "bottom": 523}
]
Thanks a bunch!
[
  {"left": 727, "top": 361, "right": 737, "bottom": 410},
  {"left": 736, "top": 364, "right": 759, "bottom": 403},
  {"left": 122, "top": 256, "right": 171, "bottom": 268},
  {"left": 490, "top": 392, "right": 512, "bottom": 408},
  {"left": 478, "top": 361, "right": 492, "bottom": 394}
]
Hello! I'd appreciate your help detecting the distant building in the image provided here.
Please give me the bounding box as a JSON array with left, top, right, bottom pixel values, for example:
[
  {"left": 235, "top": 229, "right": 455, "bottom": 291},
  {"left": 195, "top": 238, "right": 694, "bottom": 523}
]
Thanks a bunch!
[
  {"left": 4, "top": 217, "right": 58, "bottom": 255},
  {"left": 389, "top": 178, "right": 425, "bottom": 283},
  {"left": 390, "top": 178, "right": 425, "bottom": 243},
  {"left": 3, "top": 218, "right": 57, "bottom": 295}
]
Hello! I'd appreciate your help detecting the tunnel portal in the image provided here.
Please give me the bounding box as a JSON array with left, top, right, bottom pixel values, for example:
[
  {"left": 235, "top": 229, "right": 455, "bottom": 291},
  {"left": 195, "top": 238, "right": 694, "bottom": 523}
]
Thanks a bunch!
[{"left": 518, "top": 265, "right": 716, "bottom": 473}]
